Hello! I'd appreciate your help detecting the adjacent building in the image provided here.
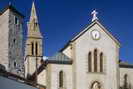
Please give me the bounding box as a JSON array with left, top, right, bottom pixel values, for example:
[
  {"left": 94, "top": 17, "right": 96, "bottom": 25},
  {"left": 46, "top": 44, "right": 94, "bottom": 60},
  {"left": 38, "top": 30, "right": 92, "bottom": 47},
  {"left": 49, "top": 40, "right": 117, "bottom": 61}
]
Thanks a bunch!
[{"left": 0, "top": 4, "right": 24, "bottom": 76}]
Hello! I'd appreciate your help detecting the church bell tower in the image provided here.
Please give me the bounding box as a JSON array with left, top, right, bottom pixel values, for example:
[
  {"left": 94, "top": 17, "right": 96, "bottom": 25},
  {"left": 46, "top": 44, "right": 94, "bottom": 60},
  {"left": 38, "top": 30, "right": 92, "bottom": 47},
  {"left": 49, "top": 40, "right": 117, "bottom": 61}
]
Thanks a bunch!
[{"left": 24, "top": 2, "right": 43, "bottom": 79}]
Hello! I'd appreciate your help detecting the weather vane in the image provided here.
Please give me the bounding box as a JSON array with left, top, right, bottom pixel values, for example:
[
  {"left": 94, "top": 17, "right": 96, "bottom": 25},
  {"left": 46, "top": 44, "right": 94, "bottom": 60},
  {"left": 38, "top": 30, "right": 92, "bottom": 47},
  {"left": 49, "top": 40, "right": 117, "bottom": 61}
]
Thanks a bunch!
[{"left": 91, "top": 10, "right": 98, "bottom": 22}]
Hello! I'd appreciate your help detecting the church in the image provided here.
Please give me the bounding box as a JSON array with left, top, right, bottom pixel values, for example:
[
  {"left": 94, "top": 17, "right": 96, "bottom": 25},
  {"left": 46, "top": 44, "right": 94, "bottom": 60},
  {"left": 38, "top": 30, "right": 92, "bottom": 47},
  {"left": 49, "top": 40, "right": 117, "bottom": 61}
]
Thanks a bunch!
[{"left": 0, "top": 1, "right": 133, "bottom": 89}]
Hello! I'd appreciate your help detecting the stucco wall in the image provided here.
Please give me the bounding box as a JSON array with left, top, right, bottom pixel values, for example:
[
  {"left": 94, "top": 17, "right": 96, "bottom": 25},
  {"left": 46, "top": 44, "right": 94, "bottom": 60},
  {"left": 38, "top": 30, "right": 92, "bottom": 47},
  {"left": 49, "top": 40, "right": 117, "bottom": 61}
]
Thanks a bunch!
[
  {"left": 74, "top": 23, "right": 119, "bottom": 89},
  {"left": 47, "top": 64, "right": 73, "bottom": 89},
  {"left": 62, "top": 45, "right": 72, "bottom": 59},
  {"left": 37, "top": 69, "right": 46, "bottom": 86},
  {"left": 120, "top": 67, "right": 133, "bottom": 89},
  {"left": 62, "top": 22, "right": 119, "bottom": 89}
]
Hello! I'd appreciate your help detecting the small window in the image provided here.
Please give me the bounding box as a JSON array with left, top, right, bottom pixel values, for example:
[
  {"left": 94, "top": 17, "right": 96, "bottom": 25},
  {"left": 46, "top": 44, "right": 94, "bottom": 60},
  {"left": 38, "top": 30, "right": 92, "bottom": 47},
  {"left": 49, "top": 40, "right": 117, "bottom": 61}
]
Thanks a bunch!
[
  {"left": 35, "top": 42, "right": 38, "bottom": 56},
  {"left": 88, "top": 52, "right": 92, "bottom": 72},
  {"left": 94, "top": 49, "right": 98, "bottom": 72},
  {"left": 100, "top": 53, "right": 103, "bottom": 72},
  {"left": 31, "top": 42, "right": 34, "bottom": 55},
  {"left": 35, "top": 22, "right": 37, "bottom": 26},
  {"left": 59, "top": 71, "right": 63, "bottom": 88},
  {"left": 14, "top": 16, "right": 19, "bottom": 25},
  {"left": 13, "top": 39, "right": 16, "bottom": 44},
  {"left": 14, "top": 61, "right": 17, "bottom": 68},
  {"left": 124, "top": 74, "right": 128, "bottom": 88}
]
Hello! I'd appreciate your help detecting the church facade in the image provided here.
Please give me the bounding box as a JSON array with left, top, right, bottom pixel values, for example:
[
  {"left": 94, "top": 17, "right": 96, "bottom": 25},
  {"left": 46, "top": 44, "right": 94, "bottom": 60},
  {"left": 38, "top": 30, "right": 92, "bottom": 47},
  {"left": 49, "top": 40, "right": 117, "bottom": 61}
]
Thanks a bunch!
[{"left": 0, "top": 1, "right": 133, "bottom": 89}]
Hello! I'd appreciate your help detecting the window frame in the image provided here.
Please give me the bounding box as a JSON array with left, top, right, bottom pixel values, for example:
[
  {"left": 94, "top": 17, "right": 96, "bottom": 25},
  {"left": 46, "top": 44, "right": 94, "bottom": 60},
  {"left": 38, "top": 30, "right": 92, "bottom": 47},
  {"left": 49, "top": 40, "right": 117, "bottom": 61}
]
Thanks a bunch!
[
  {"left": 100, "top": 52, "right": 103, "bottom": 72},
  {"left": 94, "top": 49, "right": 98, "bottom": 72},
  {"left": 59, "top": 71, "right": 64, "bottom": 88},
  {"left": 88, "top": 52, "right": 92, "bottom": 72}
]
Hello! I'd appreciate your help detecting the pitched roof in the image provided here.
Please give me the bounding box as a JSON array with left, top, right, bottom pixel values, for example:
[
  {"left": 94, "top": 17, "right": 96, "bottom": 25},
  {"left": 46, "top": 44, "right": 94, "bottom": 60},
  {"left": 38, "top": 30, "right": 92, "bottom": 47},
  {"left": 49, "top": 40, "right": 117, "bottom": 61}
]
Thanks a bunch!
[
  {"left": 48, "top": 52, "right": 71, "bottom": 61},
  {"left": 0, "top": 4, "right": 24, "bottom": 18},
  {"left": 30, "top": 2, "right": 38, "bottom": 23},
  {"left": 45, "top": 52, "right": 72, "bottom": 64},
  {"left": 60, "top": 20, "right": 120, "bottom": 52}
]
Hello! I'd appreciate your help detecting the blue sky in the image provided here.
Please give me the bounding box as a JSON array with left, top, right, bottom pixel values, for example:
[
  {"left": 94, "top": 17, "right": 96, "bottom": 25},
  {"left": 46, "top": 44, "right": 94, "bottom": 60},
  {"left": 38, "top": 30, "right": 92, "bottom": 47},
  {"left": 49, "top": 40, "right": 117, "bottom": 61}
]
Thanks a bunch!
[{"left": 0, "top": 0, "right": 133, "bottom": 63}]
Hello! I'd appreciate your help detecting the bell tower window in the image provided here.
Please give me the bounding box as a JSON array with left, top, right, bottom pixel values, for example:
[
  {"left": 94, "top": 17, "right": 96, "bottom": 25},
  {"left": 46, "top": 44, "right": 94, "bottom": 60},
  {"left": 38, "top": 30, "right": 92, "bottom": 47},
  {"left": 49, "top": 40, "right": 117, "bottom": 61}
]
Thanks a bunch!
[
  {"left": 31, "top": 42, "right": 34, "bottom": 55},
  {"left": 35, "top": 42, "right": 38, "bottom": 56}
]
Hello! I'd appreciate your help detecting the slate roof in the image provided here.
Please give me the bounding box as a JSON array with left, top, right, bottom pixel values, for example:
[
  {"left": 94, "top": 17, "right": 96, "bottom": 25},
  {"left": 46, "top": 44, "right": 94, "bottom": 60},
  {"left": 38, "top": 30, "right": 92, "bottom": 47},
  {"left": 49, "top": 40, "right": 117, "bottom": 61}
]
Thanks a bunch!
[
  {"left": 45, "top": 52, "right": 72, "bottom": 64},
  {"left": 48, "top": 52, "right": 71, "bottom": 61}
]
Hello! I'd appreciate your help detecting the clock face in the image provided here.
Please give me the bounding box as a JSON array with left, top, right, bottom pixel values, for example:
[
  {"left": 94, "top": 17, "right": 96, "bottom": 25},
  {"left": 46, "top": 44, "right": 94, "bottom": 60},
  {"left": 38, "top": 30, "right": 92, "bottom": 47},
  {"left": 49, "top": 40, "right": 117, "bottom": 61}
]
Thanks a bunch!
[{"left": 91, "top": 30, "right": 100, "bottom": 40}]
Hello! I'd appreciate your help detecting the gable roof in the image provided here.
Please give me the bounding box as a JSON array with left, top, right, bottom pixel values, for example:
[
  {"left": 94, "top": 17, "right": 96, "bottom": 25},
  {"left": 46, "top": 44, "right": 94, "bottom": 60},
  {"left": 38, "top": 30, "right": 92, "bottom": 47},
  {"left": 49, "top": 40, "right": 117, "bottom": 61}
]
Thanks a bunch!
[{"left": 60, "top": 20, "right": 120, "bottom": 52}]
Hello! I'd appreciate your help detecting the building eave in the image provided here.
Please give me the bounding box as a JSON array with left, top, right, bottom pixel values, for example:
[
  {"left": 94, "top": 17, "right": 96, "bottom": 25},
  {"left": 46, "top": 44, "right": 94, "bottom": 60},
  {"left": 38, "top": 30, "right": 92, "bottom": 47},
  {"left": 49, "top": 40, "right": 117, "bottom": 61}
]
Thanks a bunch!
[
  {"left": 119, "top": 64, "right": 133, "bottom": 69},
  {"left": 0, "top": 4, "right": 25, "bottom": 18},
  {"left": 71, "top": 20, "right": 121, "bottom": 47},
  {"left": 60, "top": 20, "right": 121, "bottom": 52},
  {"left": 45, "top": 60, "right": 73, "bottom": 65}
]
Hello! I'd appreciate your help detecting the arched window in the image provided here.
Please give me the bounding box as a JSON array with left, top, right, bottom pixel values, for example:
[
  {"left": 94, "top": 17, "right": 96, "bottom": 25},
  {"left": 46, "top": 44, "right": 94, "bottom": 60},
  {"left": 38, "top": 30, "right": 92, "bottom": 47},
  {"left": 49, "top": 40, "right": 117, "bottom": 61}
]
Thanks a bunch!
[
  {"left": 100, "top": 53, "right": 103, "bottom": 72},
  {"left": 91, "top": 81, "right": 101, "bottom": 89},
  {"left": 31, "top": 42, "right": 34, "bottom": 55},
  {"left": 35, "top": 42, "right": 38, "bottom": 56},
  {"left": 88, "top": 52, "right": 92, "bottom": 72},
  {"left": 59, "top": 71, "right": 63, "bottom": 88},
  {"left": 94, "top": 49, "right": 97, "bottom": 72},
  {"left": 124, "top": 74, "right": 128, "bottom": 89}
]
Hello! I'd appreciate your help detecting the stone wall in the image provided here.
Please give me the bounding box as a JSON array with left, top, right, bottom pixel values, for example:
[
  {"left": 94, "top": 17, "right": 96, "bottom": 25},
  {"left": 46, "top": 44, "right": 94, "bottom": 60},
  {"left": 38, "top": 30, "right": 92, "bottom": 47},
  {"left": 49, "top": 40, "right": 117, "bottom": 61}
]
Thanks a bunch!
[
  {"left": 0, "top": 10, "right": 10, "bottom": 70},
  {"left": 0, "top": 8, "right": 24, "bottom": 76},
  {"left": 8, "top": 9, "right": 24, "bottom": 75}
]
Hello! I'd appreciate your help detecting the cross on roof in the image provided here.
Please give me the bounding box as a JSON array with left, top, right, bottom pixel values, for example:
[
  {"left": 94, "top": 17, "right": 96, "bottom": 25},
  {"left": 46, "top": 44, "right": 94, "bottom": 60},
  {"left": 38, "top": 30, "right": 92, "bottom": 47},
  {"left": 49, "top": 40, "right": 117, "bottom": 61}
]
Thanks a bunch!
[{"left": 91, "top": 10, "right": 98, "bottom": 22}]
